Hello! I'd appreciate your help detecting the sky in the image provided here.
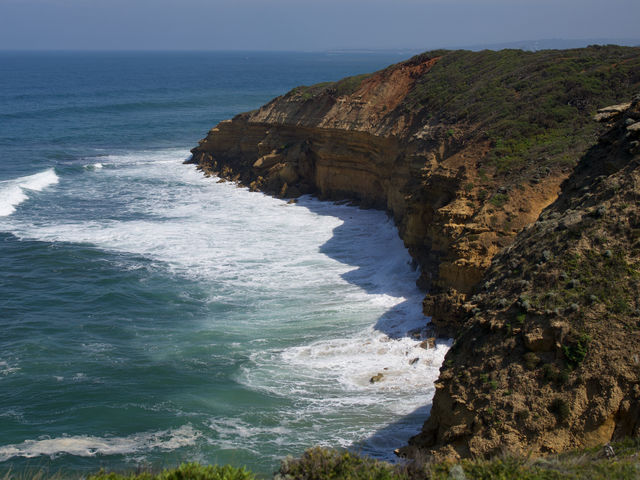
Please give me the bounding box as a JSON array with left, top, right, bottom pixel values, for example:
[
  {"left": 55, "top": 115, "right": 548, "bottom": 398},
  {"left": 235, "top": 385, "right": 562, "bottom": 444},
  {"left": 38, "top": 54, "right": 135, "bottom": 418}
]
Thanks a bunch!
[{"left": 0, "top": 0, "right": 639, "bottom": 51}]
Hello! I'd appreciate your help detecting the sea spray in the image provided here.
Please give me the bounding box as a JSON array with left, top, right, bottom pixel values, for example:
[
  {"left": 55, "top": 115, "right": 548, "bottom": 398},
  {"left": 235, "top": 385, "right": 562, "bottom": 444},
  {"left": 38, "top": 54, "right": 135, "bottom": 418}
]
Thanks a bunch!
[{"left": 0, "top": 169, "right": 59, "bottom": 217}]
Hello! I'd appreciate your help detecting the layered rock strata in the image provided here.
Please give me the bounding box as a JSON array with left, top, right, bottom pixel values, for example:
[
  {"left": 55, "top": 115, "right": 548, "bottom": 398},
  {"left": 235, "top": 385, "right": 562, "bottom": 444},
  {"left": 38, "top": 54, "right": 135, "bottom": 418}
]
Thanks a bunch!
[
  {"left": 406, "top": 97, "right": 640, "bottom": 459},
  {"left": 189, "top": 47, "right": 640, "bottom": 458},
  {"left": 194, "top": 54, "right": 565, "bottom": 330}
]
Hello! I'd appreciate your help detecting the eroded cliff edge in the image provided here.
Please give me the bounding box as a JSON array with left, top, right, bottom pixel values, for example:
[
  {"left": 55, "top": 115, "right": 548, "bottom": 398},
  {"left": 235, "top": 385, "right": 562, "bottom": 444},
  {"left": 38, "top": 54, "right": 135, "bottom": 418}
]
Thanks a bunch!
[
  {"left": 189, "top": 47, "right": 640, "bottom": 458},
  {"left": 406, "top": 97, "right": 640, "bottom": 459},
  {"left": 190, "top": 47, "right": 640, "bottom": 336}
]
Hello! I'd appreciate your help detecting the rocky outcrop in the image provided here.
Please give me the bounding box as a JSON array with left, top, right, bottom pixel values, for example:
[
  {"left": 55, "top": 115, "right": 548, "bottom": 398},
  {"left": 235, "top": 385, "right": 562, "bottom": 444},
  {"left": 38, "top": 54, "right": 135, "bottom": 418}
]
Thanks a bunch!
[
  {"left": 405, "top": 96, "right": 640, "bottom": 459},
  {"left": 189, "top": 47, "right": 640, "bottom": 459},
  {"left": 191, "top": 48, "right": 640, "bottom": 334},
  {"left": 191, "top": 116, "right": 559, "bottom": 335}
]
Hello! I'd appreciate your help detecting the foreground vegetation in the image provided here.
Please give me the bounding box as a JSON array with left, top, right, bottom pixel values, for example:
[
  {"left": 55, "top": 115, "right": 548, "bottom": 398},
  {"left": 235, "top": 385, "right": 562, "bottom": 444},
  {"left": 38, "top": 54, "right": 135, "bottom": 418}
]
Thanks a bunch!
[
  {"left": 277, "top": 440, "right": 640, "bottom": 479},
  {"left": 3, "top": 439, "right": 639, "bottom": 479}
]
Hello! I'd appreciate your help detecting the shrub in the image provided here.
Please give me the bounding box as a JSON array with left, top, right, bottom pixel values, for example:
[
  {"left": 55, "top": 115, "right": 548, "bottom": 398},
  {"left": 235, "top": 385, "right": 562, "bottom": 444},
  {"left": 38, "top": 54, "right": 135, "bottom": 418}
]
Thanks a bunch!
[
  {"left": 277, "top": 447, "right": 403, "bottom": 480},
  {"left": 549, "top": 398, "right": 571, "bottom": 423},
  {"left": 563, "top": 334, "right": 591, "bottom": 368},
  {"left": 403, "top": 47, "right": 640, "bottom": 174},
  {"left": 88, "top": 463, "right": 255, "bottom": 480},
  {"left": 333, "top": 74, "right": 371, "bottom": 97},
  {"left": 490, "top": 193, "right": 509, "bottom": 208}
]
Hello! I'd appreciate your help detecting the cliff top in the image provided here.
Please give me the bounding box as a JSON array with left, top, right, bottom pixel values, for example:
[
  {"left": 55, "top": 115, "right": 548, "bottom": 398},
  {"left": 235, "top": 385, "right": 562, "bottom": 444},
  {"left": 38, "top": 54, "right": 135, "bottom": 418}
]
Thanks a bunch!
[
  {"left": 194, "top": 45, "right": 640, "bottom": 317},
  {"left": 246, "top": 45, "right": 640, "bottom": 176}
]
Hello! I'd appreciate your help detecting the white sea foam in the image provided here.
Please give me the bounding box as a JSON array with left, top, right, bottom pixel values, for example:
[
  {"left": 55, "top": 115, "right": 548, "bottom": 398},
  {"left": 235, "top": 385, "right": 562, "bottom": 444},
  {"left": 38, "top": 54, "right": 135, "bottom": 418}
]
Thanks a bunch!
[
  {"left": 82, "top": 342, "right": 114, "bottom": 353},
  {"left": 0, "top": 409, "right": 24, "bottom": 421},
  {"left": 1, "top": 148, "right": 449, "bottom": 459},
  {"left": 0, "top": 425, "right": 200, "bottom": 462},
  {"left": 281, "top": 331, "right": 450, "bottom": 394},
  {"left": 2, "top": 150, "right": 345, "bottom": 292},
  {"left": 205, "top": 418, "right": 294, "bottom": 455},
  {"left": 0, "top": 361, "right": 20, "bottom": 376},
  {"left": 0, "top": 168, "right": 59, "bottom": 217}
]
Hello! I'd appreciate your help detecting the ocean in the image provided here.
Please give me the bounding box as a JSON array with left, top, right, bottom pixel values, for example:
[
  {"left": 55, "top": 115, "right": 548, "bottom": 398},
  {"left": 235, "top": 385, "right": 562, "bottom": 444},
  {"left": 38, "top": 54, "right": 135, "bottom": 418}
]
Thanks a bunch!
[{"left": 0, "top": 51, "right": 449, "bottom": 477}]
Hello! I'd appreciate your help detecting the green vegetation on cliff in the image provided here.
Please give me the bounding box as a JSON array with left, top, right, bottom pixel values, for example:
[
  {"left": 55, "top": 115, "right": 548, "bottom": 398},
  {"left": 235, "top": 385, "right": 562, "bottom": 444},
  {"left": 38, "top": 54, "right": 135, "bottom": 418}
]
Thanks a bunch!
[
  {"left": 277, "top": 441, "right": 640, "bottom": 479},
  {"left": 290, "top": 46, "right": 640, "bottom": 174},
  {"left": 11, "top": 440, "right": 639, "bottom": 480},
  {"left": 87, "top": 464, "right": 254, "bottom": 480},
  {"left": 190, "top": 51, "right": 640, "bottom": 465},
  {"left": 410, "top": 97, "right": 640, "bottom": 459}
]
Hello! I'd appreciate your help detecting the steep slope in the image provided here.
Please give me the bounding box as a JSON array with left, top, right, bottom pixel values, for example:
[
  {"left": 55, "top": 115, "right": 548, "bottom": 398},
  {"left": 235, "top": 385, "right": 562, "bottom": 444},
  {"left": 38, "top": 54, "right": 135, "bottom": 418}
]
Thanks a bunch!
[
  {"left": 190, "top": 47, "right": 640, "bottom": 336},
  {"left": 405, "top": 97, "right": 640, "bottom": 459}
]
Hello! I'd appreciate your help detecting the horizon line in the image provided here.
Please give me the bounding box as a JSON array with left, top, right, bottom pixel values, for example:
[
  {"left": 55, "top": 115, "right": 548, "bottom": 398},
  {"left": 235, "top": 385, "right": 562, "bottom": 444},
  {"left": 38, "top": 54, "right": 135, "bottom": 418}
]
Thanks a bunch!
[{"left": 1, "top": 37, "right": 639, "bottom": 54}]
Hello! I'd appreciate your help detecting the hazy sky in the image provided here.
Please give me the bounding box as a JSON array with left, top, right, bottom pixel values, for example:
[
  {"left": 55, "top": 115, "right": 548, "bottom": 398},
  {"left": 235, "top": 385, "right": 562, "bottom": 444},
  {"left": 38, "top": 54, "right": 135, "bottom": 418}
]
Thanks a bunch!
[{"left": 0, "top": 0, "right": 639, "bottom": 51}]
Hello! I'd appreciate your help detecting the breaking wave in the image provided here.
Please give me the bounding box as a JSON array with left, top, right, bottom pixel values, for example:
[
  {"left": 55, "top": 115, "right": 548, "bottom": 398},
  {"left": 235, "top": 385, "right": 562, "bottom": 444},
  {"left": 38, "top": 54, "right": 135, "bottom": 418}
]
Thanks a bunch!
[{"left": 0, "top": 169, "right": 59, "bottom": 217}]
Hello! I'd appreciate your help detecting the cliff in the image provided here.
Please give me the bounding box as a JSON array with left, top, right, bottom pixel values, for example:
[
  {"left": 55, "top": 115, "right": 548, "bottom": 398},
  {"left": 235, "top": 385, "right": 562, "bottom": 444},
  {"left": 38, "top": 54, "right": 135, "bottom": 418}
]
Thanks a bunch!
[
  {"left": 188, "top": 46, "right": 640, "bottom": 458},
  {"left": 406, "top": 96, "right": 640, "bottom": 459},
  {"left": 190, "top": 46, "right": 640, "bottom": 335}
]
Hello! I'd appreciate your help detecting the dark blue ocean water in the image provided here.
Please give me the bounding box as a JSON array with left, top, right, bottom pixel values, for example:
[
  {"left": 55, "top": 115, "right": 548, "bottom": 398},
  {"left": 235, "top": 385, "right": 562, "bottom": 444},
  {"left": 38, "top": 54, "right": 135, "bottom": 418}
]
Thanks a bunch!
[{"left": 0, "top": 51, "right": 448, "bottom": 476}]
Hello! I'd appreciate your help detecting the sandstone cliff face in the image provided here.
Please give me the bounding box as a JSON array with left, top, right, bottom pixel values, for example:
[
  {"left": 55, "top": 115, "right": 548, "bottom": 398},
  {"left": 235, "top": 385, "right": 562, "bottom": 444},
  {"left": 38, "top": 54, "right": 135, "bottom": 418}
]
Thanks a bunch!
[
  {"left": 406, "top": 97, "right": 640, "bottom": 459},
  {"left": 189, "top": 47, "right": 640, "bottom": 459},
  {"left": 191, "top": 49, "right": 637, "bottom": 332},
  {"left": 193, "top": 119, "right": 558, "bottom": 333}
]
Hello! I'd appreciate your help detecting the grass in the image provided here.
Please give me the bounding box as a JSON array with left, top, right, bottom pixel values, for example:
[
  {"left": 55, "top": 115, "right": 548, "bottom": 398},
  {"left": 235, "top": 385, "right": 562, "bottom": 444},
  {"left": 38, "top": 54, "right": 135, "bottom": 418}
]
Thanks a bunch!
[
  {"left": 562, "top": 249, "right": 637, "bottom": 315},
  {"left": 0, "top": 465, "right": 256, "bottom": 480},
  {"left": 87, "top": 464, "right": 254, "bottom": 480},
  {"left": 527, "top": 244, "right": 640, "bottom": 322},
  {"left": 403, "top": 46, "right": 640, "bottom": 173},
  {"left": 3, "top": 440, "right": 640, "bottom": 479},
  {"left": 287, "top": 72, "right": 371, "bottom": 101},
  {"left": 489, "top": 193, "right": 509, "bottom": 208},
  {"left": 285, "top": 46, "right": 640, "bottom": 179},
  {"left": 278, "top": 441, "right": 640, "bottom": 480}
]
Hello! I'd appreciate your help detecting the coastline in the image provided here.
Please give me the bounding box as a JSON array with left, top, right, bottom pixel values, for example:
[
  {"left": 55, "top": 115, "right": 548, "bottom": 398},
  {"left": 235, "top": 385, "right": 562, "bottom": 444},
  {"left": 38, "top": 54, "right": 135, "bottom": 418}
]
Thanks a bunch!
[
  {"left": 1, "top": 51, "right": 446, "bottom": 476},
  {"left": 188, "top": 46, "right": 640, "bottom": 460}
]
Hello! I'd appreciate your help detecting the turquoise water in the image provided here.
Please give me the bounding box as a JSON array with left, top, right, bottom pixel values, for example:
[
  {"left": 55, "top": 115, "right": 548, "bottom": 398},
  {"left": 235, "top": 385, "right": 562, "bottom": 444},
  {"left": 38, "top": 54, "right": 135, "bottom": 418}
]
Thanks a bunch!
[{"left": 0, "top": 52, "right": 449, "bottom": 476}]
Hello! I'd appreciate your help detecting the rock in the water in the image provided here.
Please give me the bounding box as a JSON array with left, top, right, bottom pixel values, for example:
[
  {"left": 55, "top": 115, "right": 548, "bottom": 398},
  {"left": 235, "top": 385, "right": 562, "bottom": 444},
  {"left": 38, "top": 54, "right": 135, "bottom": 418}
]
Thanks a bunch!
[
  {"left": 369, "top": 373, "right": 384, "bottom": 384},
  {"left": 420, "top": 337, "right": 436, "bottom": 349}
]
